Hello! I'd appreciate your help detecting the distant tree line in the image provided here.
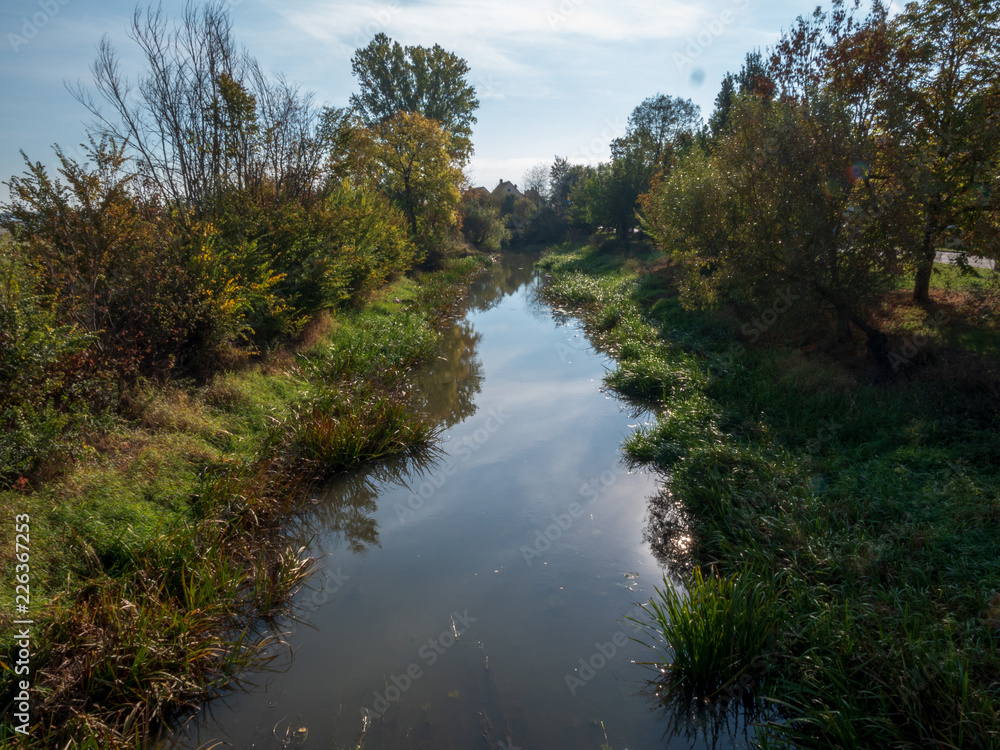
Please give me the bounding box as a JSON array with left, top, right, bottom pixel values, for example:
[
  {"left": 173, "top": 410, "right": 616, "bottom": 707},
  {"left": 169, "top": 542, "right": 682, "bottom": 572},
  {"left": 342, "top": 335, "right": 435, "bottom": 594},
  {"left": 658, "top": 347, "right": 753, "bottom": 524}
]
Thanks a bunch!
[{"left": 515, "top": 0, "right": 999, "bottom": 362}]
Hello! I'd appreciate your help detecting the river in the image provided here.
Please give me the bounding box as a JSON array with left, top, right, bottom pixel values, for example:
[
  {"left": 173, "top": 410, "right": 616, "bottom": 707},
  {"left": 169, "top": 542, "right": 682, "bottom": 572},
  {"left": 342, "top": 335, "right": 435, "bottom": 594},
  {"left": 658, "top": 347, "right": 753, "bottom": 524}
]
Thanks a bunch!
[{"left": 167, "top": 251, "right": 746, "bottom": 750}]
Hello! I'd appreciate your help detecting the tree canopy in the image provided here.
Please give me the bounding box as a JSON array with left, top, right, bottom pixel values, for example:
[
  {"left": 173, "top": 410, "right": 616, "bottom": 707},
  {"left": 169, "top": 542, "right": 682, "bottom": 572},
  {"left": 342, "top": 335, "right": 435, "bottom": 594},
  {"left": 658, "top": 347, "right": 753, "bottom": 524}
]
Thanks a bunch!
[{"left": 350, "top": 33, "right": 480, "bottom": 163}]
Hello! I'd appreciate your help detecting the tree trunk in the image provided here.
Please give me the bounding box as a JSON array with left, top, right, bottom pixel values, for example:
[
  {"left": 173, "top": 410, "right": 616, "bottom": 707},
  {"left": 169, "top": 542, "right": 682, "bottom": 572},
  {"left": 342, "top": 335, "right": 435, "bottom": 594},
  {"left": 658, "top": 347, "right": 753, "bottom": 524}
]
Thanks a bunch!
[{"left": 913, "top": 203, "right": 940, "bottom": 303}]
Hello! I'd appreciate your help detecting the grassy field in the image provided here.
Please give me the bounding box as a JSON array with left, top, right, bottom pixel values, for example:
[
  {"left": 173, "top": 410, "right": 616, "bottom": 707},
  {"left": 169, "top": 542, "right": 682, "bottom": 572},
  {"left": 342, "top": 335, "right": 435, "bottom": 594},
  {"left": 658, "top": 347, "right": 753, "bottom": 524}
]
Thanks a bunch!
[
  {"left": 538, "top": 240, "right": 1000, "bottom": 749},
  {"left": 0, "top": 254, "right": 486, "bottom": 748}
]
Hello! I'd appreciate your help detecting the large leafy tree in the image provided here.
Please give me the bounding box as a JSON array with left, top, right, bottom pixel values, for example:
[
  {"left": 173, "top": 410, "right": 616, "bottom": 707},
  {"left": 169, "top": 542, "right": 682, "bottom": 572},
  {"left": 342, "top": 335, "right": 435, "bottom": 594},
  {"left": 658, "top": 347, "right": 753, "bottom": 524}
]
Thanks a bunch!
[
  {"left": 579, "top": 96, "right": 700, "bottom": 240},
  {"left": 350, "top": 33, "right": 480, "bottom": 163},
  {"left": 894, "top": 0, "right": 1000, "bottom": 302},
  {"left": 650, "top": 94, "right": 902, "bottom": 358},
  {"left": 373, "top": 112, "right": 463, "bottom": 267},
  {"left": 627, "top": 94, "right": 700, "bottom": 167},
  {"left": 573, "top": 132, "right": 659, "bottom": 239}
]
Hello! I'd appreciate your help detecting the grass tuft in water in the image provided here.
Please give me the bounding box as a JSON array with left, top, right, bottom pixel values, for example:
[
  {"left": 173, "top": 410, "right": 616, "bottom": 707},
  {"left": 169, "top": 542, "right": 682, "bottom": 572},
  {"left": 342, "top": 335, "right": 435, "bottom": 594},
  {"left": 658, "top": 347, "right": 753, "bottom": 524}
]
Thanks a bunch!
[
  {"left": 630, "top": 568, "right": 782, "bottom": 702},
  {"left": 290, "top": 384, "right": 438, "bottom": 474}
]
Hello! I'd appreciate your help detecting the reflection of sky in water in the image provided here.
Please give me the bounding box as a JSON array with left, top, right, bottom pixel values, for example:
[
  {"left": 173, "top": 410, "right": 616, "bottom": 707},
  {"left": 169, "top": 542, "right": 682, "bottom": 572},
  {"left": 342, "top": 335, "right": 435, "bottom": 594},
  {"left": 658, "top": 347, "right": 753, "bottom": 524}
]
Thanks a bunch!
[{"left": 168, "top": 253, "right": 750, "bottom": 750}]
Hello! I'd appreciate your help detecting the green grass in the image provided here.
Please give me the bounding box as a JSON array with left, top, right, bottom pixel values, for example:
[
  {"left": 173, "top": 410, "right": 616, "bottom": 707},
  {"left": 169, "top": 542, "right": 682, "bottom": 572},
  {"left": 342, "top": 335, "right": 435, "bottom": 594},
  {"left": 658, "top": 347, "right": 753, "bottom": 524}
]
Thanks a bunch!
[
  {"left": 629, "top": 567, "right": 783, "bottom": 701},
  {"left": 289, "top": 384, "right": 438, "bottom": 474},
  {"left": 891, "top": 261, "right": 1000, "bottom": 356},
  {"left": 539, "top": 241, "right": 1000, "bottom": 749},
  {"left": 0, "top": 254, "right": 485, "bottom": 749},
  {"left": 305, "top": 310, "right": 437, "bottom": 381},
  {"left": 896, "top": 259, "right": 997, "bottom": 294}
]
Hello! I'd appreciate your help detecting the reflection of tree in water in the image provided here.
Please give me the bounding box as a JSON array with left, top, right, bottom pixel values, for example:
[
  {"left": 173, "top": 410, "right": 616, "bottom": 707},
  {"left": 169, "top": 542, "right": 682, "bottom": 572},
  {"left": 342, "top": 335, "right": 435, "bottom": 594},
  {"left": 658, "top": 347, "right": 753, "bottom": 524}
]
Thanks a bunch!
[
  {"left": 643, "top": 488, "right": 695, "bottom": 580},
  {"left": 408, "top": 252, "right": 542, "bottom": 430},
  {"left": 296, "top": 447, "right": 447, "bottom": 555},
  {"left": 464, "top": 251, "right": 541, "bottom": 313},
  {"left": 525, "top": 273, "right": 560, "bottom": 326},
  {"left": 410, "top": 320, "right": 483, "bottom": 428}
]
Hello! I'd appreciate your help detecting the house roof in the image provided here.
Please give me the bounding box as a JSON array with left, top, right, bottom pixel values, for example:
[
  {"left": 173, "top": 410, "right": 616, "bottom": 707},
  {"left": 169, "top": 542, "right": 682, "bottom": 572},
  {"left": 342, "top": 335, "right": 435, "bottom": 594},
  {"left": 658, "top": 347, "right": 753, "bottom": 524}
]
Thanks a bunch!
[{"left": 492, "top": 180, "right": 524, "bottom": 199}]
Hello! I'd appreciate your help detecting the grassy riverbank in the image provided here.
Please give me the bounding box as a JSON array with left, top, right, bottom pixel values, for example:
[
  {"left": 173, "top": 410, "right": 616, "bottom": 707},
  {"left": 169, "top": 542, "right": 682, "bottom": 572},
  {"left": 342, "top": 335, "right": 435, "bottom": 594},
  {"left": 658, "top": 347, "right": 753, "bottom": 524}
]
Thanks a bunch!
[
  {"left": 0, "top": 254, "right": 485, "bottom": 748},
  {"left": 539, "top": 240, "right": 1000, "bottom": 749}
]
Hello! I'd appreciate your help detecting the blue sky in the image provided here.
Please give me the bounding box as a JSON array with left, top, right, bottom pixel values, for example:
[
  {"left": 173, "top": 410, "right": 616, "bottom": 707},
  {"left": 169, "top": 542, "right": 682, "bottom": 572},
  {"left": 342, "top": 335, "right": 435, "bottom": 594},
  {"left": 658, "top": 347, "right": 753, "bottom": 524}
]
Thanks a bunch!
[{"left": 2, "top": 0, "right": 833, "bottom": 199}]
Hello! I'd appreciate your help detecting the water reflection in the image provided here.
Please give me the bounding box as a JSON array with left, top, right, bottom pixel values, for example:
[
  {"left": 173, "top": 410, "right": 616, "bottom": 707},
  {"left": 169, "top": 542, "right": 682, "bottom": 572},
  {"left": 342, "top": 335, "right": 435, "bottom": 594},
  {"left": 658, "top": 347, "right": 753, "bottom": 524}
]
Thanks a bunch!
[
  {"left": 293, "top": 446, "right": 449, "bottom": 555},
  {"left": 643, "top": 488, "right": 696, "bottom": 579},
  {"left": 410, "top": 253, "right": 551, "bottom": 429},
  {"left": 410, "top": 321, "right": 483, "bottom": 428},
  {"left": 465, "top": 251, "right": 540, "bottom": 313},
  {"left": 645, "top": 684, "right": 766, "bottom": 750}
]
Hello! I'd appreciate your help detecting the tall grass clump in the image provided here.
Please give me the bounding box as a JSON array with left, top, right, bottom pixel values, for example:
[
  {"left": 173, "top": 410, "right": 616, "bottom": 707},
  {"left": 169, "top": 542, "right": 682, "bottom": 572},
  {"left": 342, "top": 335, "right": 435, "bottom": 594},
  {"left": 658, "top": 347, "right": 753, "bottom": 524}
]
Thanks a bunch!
[
  {"left": 310, "top": 311, "right": 437, "bottom": 380},
  {"left": 290, "top": 385, "right": 438, "bottom": 474},
  {"left": 21, "top": 518, "right": 314, "bottom": 748},
  {"left": 605, "top": 351, "right": 705, "bottom": 402},
  {"left": 630, "top": 568, "right": 782, "bottom": 701}
]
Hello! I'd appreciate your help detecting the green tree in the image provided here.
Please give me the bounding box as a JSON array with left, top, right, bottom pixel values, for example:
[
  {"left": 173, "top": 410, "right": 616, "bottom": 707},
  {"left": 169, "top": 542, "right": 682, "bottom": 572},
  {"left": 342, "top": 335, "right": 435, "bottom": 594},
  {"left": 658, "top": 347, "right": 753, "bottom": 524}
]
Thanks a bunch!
[
  {"left": 646, "top": 94, "right": 903, "bottom": 361},
  {"left": 708, "top": 74, "right": 737, "bottom": 138},
  {"left": 627, "top": 94, "right": 700, "bottom": 167},
  {"left": 577, "top": 96, "right": 701, "bottom": 241},
  {"left": 572, "top": 136, "right": 654, "bottom": 240},
  {"left": 350, "top": 33, "right": 480, "bottom": 163},
  {"left": 894, "top": 0, "right": 1000, "bottom": 301},
  {"left": 459, "top": 193, "right": 511, "bottom": 252},
  {"left": 373, "top": 112, "right": 464, "bottom": 267}
]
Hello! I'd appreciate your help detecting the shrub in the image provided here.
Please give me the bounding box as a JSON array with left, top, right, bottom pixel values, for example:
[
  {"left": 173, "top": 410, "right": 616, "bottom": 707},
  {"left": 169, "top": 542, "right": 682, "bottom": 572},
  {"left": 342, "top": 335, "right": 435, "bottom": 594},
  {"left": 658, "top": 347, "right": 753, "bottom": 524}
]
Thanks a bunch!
[
  {"left": 3, "top": 141, "right": 285, "bottom": 380},
  {"left": 0, "top": 240, "right": 96, "bottom": 484},
  {"left": 459, "top": 193, "right": 510, "bottom": 252}
]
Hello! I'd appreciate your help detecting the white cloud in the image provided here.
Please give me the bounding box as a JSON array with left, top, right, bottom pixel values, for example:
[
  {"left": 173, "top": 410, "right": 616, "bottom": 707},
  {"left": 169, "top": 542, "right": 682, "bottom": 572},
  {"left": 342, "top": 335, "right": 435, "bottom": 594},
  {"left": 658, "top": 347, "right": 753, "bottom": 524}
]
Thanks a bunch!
[{"left": 273, "top": 0, "right": 714, "bottom": 73}]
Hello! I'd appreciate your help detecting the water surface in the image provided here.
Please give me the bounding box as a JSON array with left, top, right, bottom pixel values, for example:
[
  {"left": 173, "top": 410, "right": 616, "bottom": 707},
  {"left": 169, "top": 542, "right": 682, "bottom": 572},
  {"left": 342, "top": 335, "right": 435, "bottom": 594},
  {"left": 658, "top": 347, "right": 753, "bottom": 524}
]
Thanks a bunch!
[{"left": 170, "top": 253, "right": 745, "bottom": 750}]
